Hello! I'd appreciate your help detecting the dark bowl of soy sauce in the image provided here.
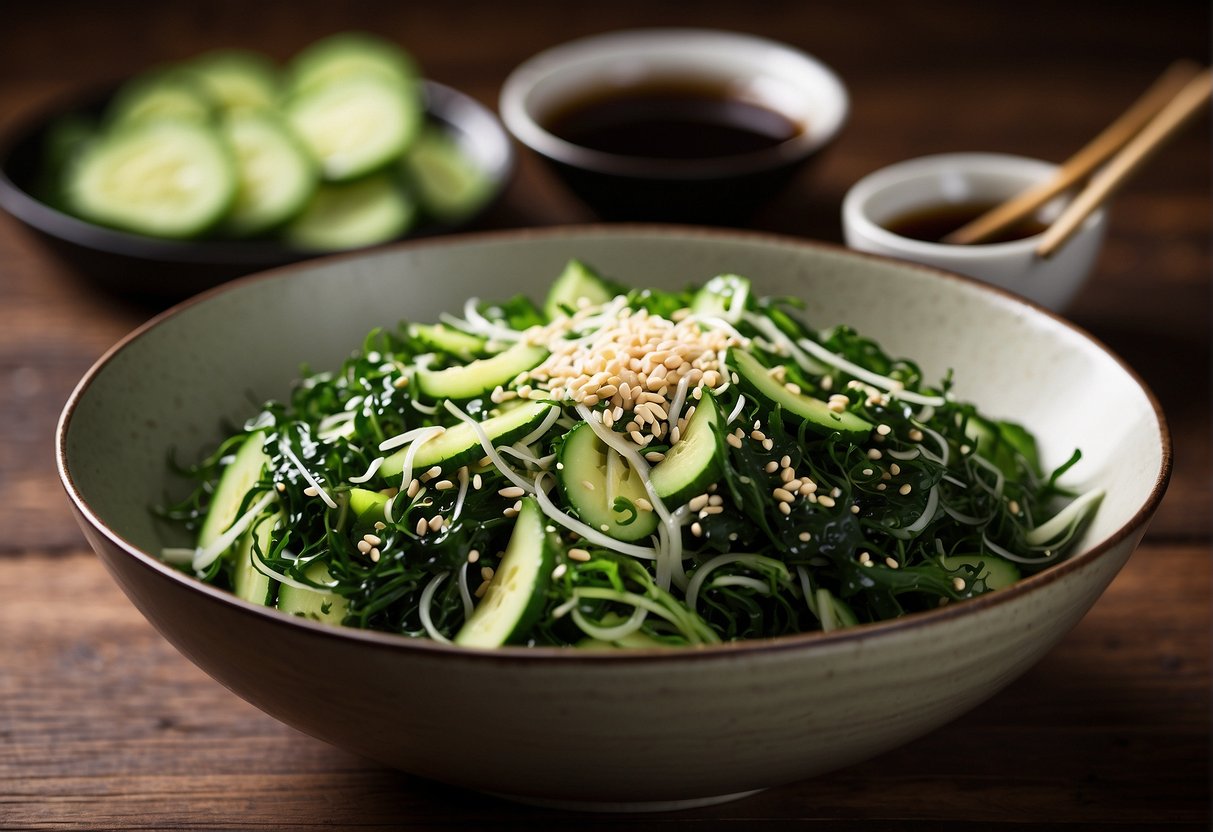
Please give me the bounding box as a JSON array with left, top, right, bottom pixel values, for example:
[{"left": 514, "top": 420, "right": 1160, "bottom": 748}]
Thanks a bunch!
[{"left": 499, "top": 29, "right": 848, "bottom": 223}]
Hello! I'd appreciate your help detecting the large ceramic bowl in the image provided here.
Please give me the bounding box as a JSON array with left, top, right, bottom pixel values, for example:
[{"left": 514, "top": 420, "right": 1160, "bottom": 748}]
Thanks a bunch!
[{"left": 56, "top": 227, "right": 1169, "bottom": 811}]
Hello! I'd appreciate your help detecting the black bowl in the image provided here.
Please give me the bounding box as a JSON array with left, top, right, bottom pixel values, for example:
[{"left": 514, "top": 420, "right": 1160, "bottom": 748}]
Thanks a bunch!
[{"left": 0, "top": 80, "right": 514, "bottom": 298}]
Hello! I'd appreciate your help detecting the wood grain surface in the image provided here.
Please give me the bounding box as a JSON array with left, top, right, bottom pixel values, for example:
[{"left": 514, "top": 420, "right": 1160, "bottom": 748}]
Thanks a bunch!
[{"left": 1, "top": 1, "right": 1208, "bottom": 829}]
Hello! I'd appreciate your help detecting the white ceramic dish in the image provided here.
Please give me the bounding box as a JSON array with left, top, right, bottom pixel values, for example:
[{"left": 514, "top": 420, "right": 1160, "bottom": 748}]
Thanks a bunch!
[
  {"left": 842, "top": 153, "right": 1106, "bottom": 311},
  {"left": 57, "top": 227, "right": 1168, "bottom": 811}
]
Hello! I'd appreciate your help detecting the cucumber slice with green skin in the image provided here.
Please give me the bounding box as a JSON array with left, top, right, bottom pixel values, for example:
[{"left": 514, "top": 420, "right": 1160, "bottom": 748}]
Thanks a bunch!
[
  {"left": 232, "top": 512, "right": 279, "bottom": 606},
  {"left": 416, "top": 341, "right": 548, "bottom": 400},
  {"left": 197, "top": 431, "right": 269, "bottom": 550},
  {"left": 285, "top": 74, "right": 422, "bottom": 181},
  {"left": 728, "top": 349, "right": 873, "bottom": 442},
  {"left": 276, "top": 561, "right": 348, "bottom": 624},
  {"left": 939, "top": 553, "right": 1021, "bottom": 591},
  {"left": 402, "top": 127, "right": 491, "bottom": 222},
  {"left": 348, "top": 487, "right": 389, "bottom": 519},
  {"left": 282, "top": 173, "right": 415, "bottom": 251},
  {"left": 379, "top": 400, "right": 556, "bottom": 478},
  {"left": 189, "top": 49, "right": 280, "bottom": 112},
  {"left": 287, "top": 31, "right": 418, "bottom": 96},
  {"left": 220, "top": 110, "right": 318, "bottom": 236},
  {"left": 108, "top": 69, "right": 215, "bottom": 126},
  {"left": 650, "top": 393, "right": 726, "bottom": 507},
  {"left": 557, "top": 421, "right": 659, "bottom": 542},
  {"left": 690, "top": 274, "right": 751, "bottom": 324},
  {"left": 408, "top": 323, "right": 487, "bottom": 361},
  {"left": 454, "top": 497, "right": 555, "bottom": 647},
  {"left": 67, "top": 119, "right": 236, "bottom": 238},
  {"left": 543, "top": 259, "right": 617, "bottom": 320}
]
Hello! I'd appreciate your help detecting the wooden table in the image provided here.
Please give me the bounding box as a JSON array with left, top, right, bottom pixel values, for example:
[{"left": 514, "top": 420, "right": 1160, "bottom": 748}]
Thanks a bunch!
[{"left": 2, "top": 2, "right": 1208, "bottom": 829}]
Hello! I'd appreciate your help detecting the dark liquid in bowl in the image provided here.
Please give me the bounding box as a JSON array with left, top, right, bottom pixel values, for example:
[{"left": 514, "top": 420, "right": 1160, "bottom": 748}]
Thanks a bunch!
[
  {"left": 885, "top": 201, "right": 1049, "bottom": 244},
  {"left": 543, "top": 80, "right": 802, "bottom": 159}
]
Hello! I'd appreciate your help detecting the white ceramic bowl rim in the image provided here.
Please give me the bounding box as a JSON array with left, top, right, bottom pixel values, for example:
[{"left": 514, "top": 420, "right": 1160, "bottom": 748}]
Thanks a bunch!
[
  {"left": 842, "top": 152, "right": 1106, "bottom": 257},
  {"left": 55, "top": 225, "right": 1171, "bottom": 665},
  {"left": 498, "top": 28, "right": 849, "bottom": 179}
]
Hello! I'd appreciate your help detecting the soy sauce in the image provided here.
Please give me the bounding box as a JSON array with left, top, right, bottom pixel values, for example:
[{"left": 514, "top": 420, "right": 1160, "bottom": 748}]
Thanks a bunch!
[
  {"left": 884, "top": 201, "right": 1049, "bottom": 244},
  {"left": 543, "top": 80, "right": 803, "bottom": 160}
]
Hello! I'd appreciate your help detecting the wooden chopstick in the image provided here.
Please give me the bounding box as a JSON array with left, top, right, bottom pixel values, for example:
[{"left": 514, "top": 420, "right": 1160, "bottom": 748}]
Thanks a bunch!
[
  {"left": 943, "top": 60, "right": 1203, "bottom": 245},
  {"left": 1036, "top": 67, "right": 1212, "bottom": 259}
]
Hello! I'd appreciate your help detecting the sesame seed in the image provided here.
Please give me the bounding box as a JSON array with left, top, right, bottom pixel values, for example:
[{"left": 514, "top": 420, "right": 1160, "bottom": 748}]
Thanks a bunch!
[
  {"left": 690, "top": 522, "right": 703, "bottom": 537},
  {"left": 765, "top": 460, "right": 780, "bottom": 473},
  {"left": 817, "top": 495, "right": 836, "bottom": 508},
  {"left": 435, "top": 479, "right": 455, "bottom": 490},
  {"left": 909, "top": 428, "right": 924, "bottom": 442},
  {"left": 761, "top": 439, "right": 774, "bottom": 451},
  {"left": 889, "top": 463, "right": 901, "bottom": 476},
  {"left": 858, "top": 552, "right": 872, "bottom": 565},
  {"left": 708, "top": 494, "right": 723, "bottom": 506},
  {"left": 702, "top": 505, "right": 724, "bottom": 515},
  {"left": 868, "top": 448, "right": 883, "bottom": 460},
  {"left": 960, "top": 444, "right": 971, "bottom": 454},
  {"left": 777, "top": 502, "right": 792, "bottom": 515},
  {"left": 885, "top": 557, "right": 899, "bottom": 569},
  {"left": 303, "top": 486, "right": 319, "bottom": 497},
  {"left": 474, "top": 581, "right": 489, "bottom": 598},
  {"left": 429, "top": 515, "right": 444, "bottom": 532},
  {"left": 779, "top": 455, "right": 791, "bottom": 468},
  {"left": 472, "top": 474, "right": 483, "bottom": 490},
  {"left": 415, "top": 518, "right": 428, "bottom": 536},
  {"left": 406, "top": 479, "right": 421, "bottom": 498},
  {"left": 480, "top": 566, "right": 495, "bottom": 582},
  {"left": 467, "top": 549, "right": 480, "bottom": 563},
  {"left": 498, "top": 486, "right": 525, "bottom": 498},
  {"left": 850, "top": 504, "right": 860, "bottom": 514},
  {"left": 876, "top": 424, "right": 892, "bottom": 436},
  {"left": 569, "top": 548, "right": 591, "bottom": 562},
  {"left": 798, "top": 531, "right": 812, "bottom": 542},
  {"left": 364, "top": 534, "right": 382, "bottom": 546},
  {"left": 370, "top": 548, "right": 380, "bottom": 562},
  {"left": 689, "top": 494, "right": 710, "bottom": 512},
  {"left": 374, "top": 521, "right": 386, "bottom": 531},
  {"left": 773, "top": 488, "right": 795, "bottom": 503},
  {"left": 751, "top": 429, "right": 767, "bottom": 442},
  {"left": 877, "top": 483, "right": 887, "bottom": 491},
  {"left": 899, "top": 484, "right": 912, "bottom": 495},
  {"left": 785, "top": 383, "right": 801, "bottom": 395},
  {"left": 644, "top": 451, "right": 666, "bottom": 463},
  {"left": 953, "top": 577, "right": 967, "bottom": 591},
  {"left": 552, "top": 563, "right": 568, "bottom": 580},
  {"left": 636, "top": 498, "right": 653, "bottom": 512},
  {"left": 504, "top": 507, "right": 519, "bottom": 518},
  {"left": 357, "top": 540, "right": 372, "bottom": 554},
  {"left": 726, "top": 433, "right": 743, "bottom": 449},
  {"left": 275, "top": 482, "right": 286, "bottom": 492},
  {"left": 780, "top": 467, "right": 795, "bottom": 483},
  {"left": 800, "top": 480, "right": 818, "bottom": 494},
  {"left": 394, "top": 375, "right": 410, "bottom": 389},
  {"left": 1008, "top": 500, "right": 1021, "bottom": 514}
]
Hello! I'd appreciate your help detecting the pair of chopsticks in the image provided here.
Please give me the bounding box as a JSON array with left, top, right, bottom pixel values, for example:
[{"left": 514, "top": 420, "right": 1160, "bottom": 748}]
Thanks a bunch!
[{"left": 943, "top": 61, "right": 1213, "bottom": 258}]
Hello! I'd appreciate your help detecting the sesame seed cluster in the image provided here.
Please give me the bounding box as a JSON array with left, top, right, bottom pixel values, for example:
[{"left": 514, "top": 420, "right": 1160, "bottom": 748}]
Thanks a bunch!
[{"left": 499, "top": 302, "right": 741, "bottom": 448}]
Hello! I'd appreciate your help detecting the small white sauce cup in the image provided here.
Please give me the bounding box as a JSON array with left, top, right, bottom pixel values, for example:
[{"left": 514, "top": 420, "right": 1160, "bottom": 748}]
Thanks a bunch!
[{"left": 842, "top": 153, "right": 1106, "bottom": 311}]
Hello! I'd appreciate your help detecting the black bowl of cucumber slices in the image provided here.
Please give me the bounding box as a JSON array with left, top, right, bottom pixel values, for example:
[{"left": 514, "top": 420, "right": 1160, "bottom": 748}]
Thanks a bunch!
[{"left": 0, "top": 33, "right": 514, "bottom": 298}]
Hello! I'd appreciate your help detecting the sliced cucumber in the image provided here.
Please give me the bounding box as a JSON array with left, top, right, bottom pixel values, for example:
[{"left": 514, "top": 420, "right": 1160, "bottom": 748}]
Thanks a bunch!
[
  {"left": 690, "top": 274, "right": 751, "bottom": 324},
  {"left": 197, "top": 431, "right": 269, "bottom": 550},
  {"left": 650, "top": 393, "right": 725, "bottom": 507},
  {"left": 231, "top": 512, "right": 278, "bottom": 606},
  {"left": 416, "top": 341, "right": 548, "bottom": 400},
  {"left": 276, "top": 561, "right": 348, "bottom": 624},
  {"left": 189, "top": 49, "right": 280, "bottom": 112},
  {"left": 66, "top": 119, "right": 236, "bottom": 238},
  {"left": 108, "top": 69, "right": 214, "bottom": 126},
  {"left": 940, "top": 553, "right": 1021, "bottom": 591},
  {"left": 348, "top": 487, "right": 390, "bottom": 519},
  {"left": 557, "top": 421, "right": 659, "bottom": 542},
  {"left": 402, "top": 126, "right": 491, "bottom": 222},
  {"left": 379, "top": 400, "right": 555, "bottom": 478},
  {"left": 287, "top": 31, "right": 417, "bottom": 95},
  {"left": 285, "top": 74, "right": 422, "bottom": 181},
  {"left": 543, "top": 259, "right": 617, "bottom": 320},
  {"left": 220, "top": 110, "right": 317, "bottom": 236},
  {"left": 408, "top": 323, "right": 487, "bottom": 361},
  {"left": 728, "top": 349, "right": 873, "bottom": 442},
  {"left": 282, "top": 173, "right": 415, "bottom": 251},
  {"left": 454, "top": 497, "right": 555, "bottom": 647}
]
